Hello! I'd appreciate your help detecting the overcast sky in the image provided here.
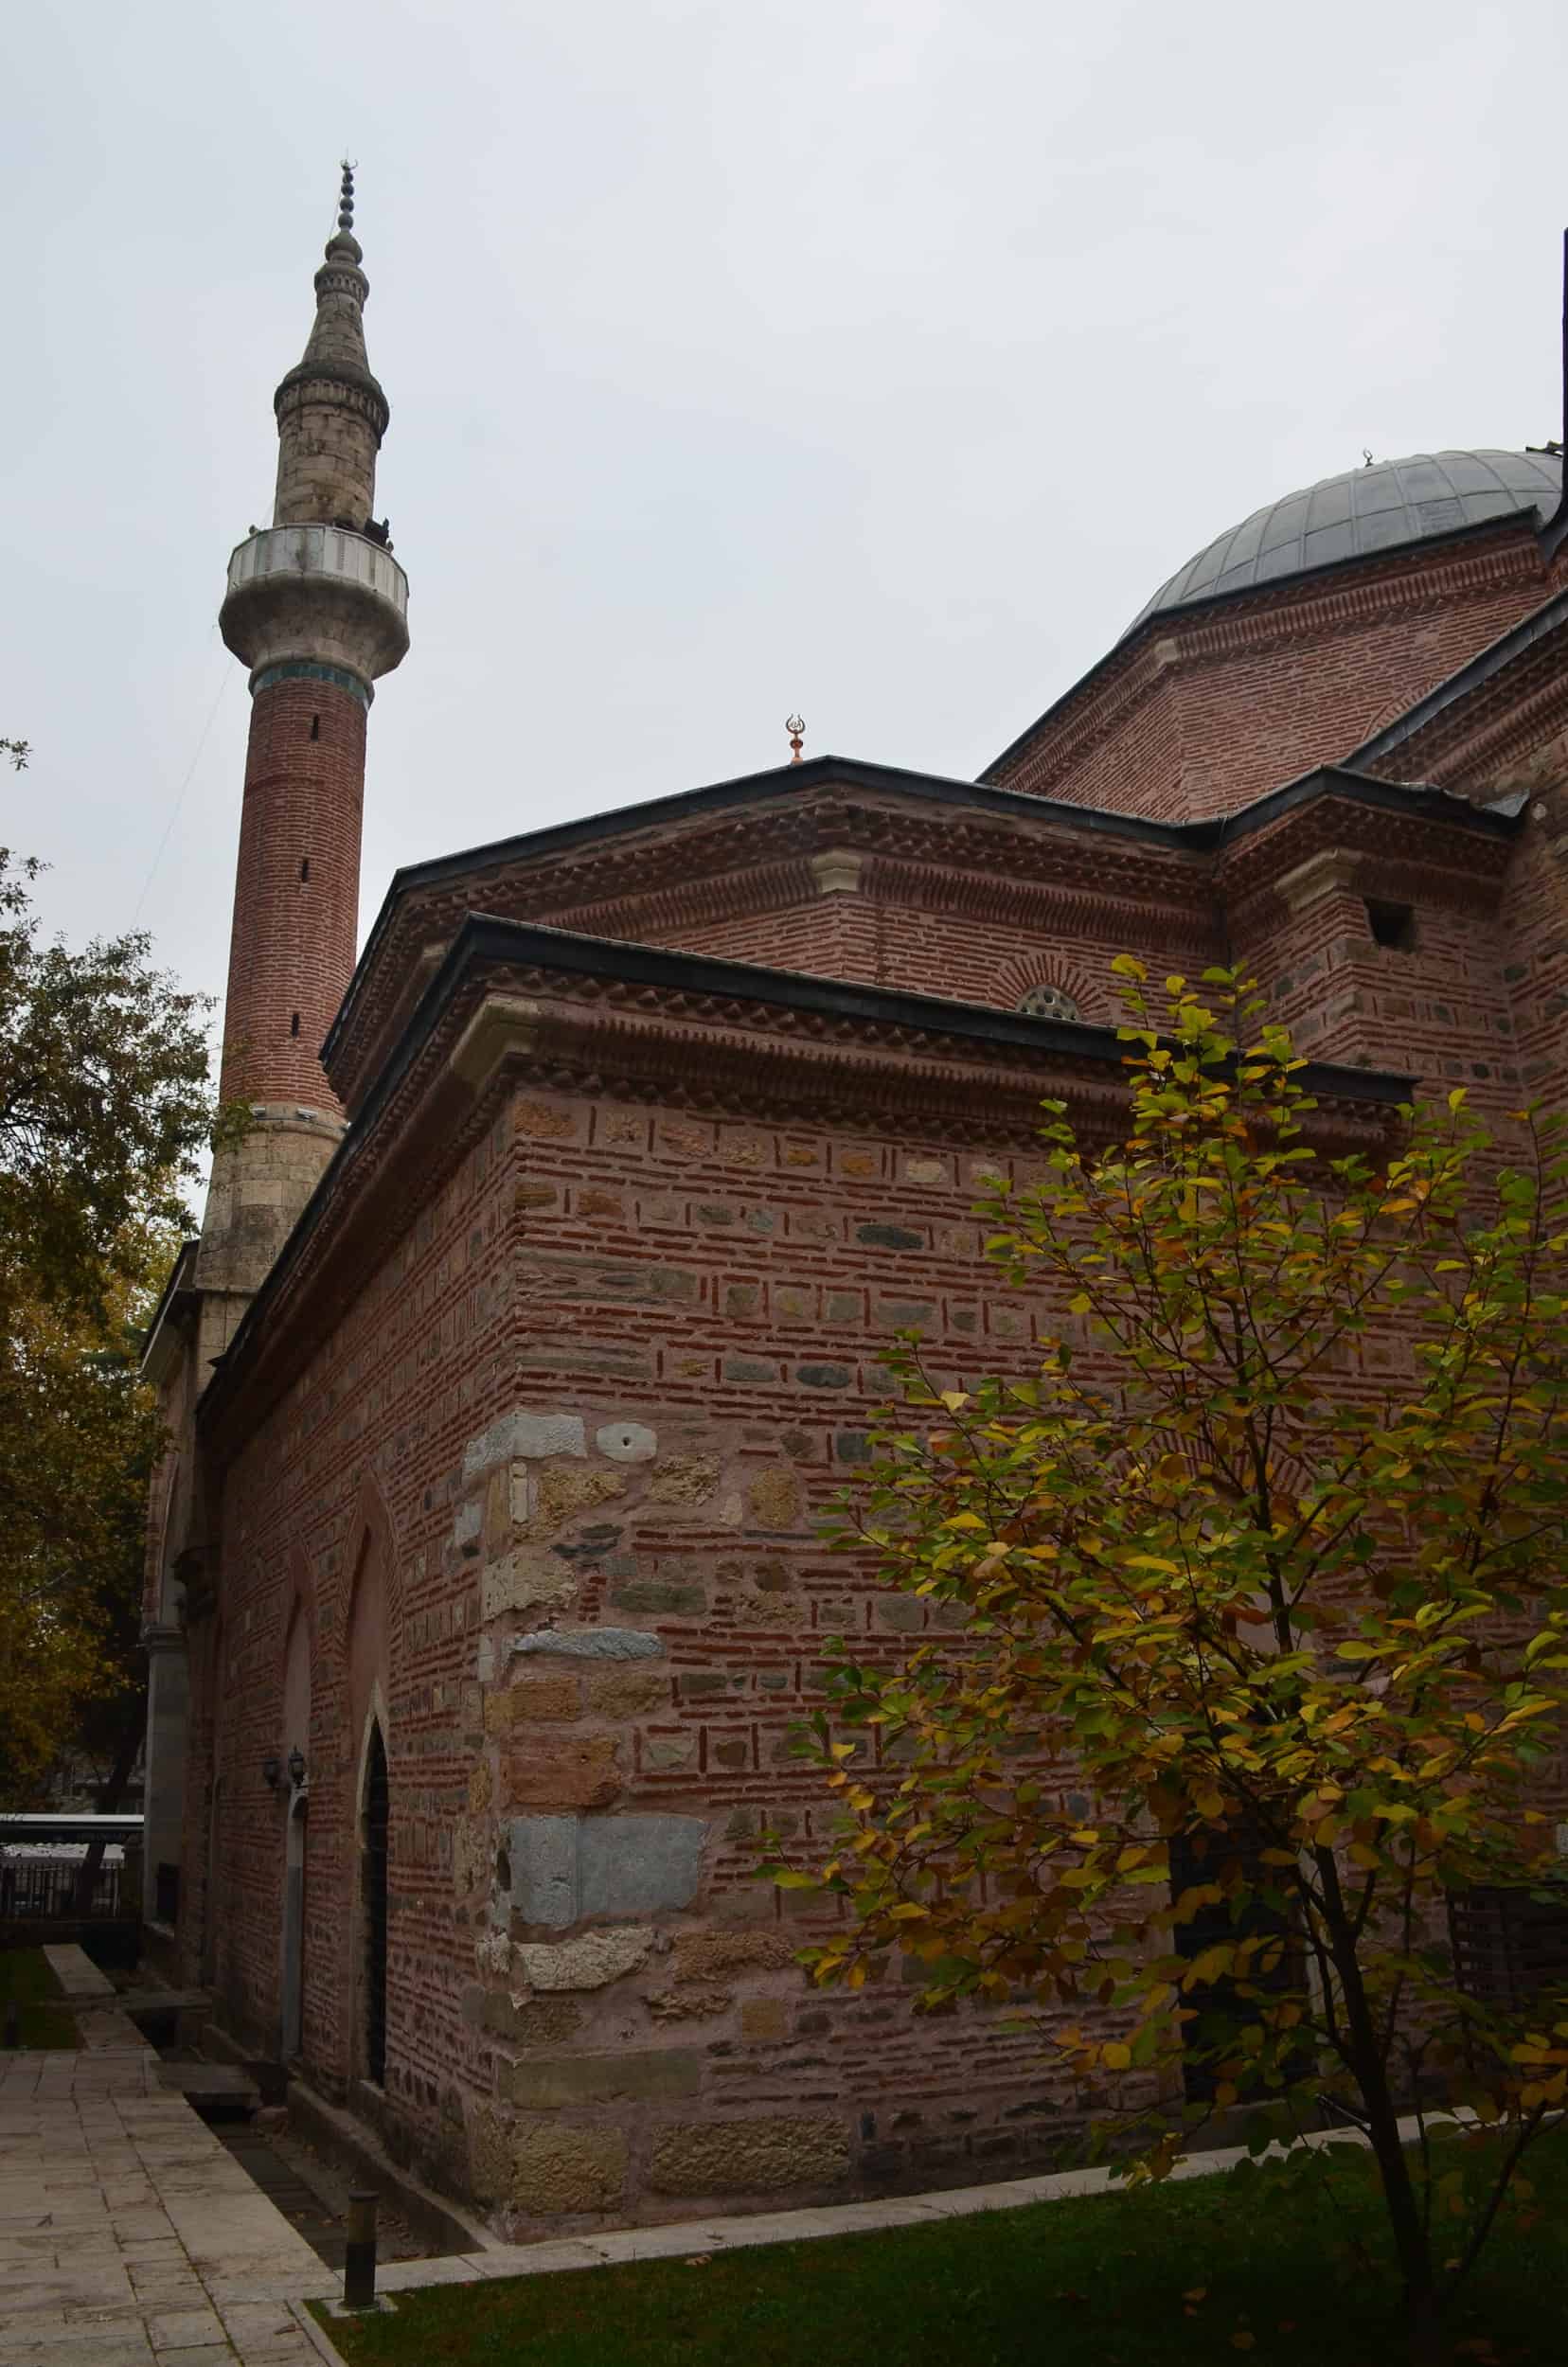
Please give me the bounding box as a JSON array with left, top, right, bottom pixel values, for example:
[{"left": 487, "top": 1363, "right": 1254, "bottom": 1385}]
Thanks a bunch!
[{"left": 5, "top": 0, "right": 1567, "bottom": 1036}]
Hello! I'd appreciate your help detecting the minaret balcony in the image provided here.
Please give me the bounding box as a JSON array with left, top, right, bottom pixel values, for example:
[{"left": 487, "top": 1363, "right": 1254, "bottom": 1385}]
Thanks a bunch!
[{"left": 221, "top": 524, "right": 410, "bottom": 687}]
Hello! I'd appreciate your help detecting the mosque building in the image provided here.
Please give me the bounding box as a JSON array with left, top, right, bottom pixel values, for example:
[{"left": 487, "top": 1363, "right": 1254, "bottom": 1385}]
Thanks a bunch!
[{"left": 141, "top": 174, "right": 1568, "bottom": 2228}]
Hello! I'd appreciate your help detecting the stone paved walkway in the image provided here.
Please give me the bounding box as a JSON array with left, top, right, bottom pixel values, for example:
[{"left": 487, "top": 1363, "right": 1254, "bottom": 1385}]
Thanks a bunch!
[{"left": 0, "top": 1952, "right": 343, "bottom": 2367}]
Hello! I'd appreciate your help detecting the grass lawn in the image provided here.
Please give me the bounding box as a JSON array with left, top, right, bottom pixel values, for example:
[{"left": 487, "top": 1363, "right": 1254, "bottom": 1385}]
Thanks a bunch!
[
  {"left": 0, "top": 1946, "right": 80, "bottom": 2048},
  {"left": 317, "top": 2125, "right": 1568, "bottom": 2366}
]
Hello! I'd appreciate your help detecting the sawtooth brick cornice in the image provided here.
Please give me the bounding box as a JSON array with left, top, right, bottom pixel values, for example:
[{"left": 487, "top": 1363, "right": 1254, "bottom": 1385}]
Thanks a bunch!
[
  {"left": 1363, "top": 663, "right": 1568, "bottom": 792},
  {"left": 1213, "top": 788, "right": 1514, "bottom": 906},
  {"left": 325, "top": 771, "right": 1521, "bottom": 1116},
  {"left": 857, "top": 856, "right": 1214, "bottom": 950},
  {"left": 323, "top": 789, "right": 1219, "bottom": 1108},
  {"left": 987, "top": 524, "right": 1545, "bottom": 798},
  {"left": 206, "top": 922, "right": 1407, "bottom": 1442}
]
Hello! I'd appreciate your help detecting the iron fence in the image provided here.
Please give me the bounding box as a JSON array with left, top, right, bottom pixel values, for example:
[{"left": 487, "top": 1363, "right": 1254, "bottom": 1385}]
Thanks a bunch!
[{"left": 0, "top": 1855, "right": 123, "bottom": 1919}]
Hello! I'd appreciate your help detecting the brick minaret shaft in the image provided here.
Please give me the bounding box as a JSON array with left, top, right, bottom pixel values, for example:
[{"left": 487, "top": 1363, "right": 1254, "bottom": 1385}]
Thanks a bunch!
[{"left": 199, "top": 168, "right": 410, "bottom": 1346}]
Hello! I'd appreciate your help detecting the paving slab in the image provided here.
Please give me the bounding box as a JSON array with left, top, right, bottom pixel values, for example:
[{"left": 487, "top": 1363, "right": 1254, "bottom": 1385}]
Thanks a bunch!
[
  {"left": 0, "top": 2045, "right": 347, "bottom": 2367},
  {"left": 42, "top": 1946, "right": 116, "bottom": 2002}
]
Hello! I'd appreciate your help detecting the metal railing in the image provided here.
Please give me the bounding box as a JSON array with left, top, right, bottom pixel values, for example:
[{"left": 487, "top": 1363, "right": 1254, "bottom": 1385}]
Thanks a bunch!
[{"left": 0, "top": 1857, "right": 123, "bottom": 1919}]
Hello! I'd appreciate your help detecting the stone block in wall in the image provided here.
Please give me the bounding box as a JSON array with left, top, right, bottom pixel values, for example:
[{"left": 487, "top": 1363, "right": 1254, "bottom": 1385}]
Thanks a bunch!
[
  {"left": 649, "top": 2115, "right": 848, "bottom": 2196},
  {"left": 511, "top": 2120, "right": 628, "bottom": 2213},
  {"left": 508, "top": 1808, "right": 707, "bottom": 1927},
  {"left": 647, "top": 1984, "right": 732, "bottom": 2020},
  {"left": 502, "top": 2049, "right": 702, "bottom": 2108},
  {"left": 596, "top": 1420, "right": 657, "bottom": 1462},
  {"left": 469, "top": 2104, "right": 513, "bottom": 2204},
  {"left": 511, "top": 1926, "right": 655, "bottom": 1991},
  {"left": 512, "top": 1626, "right": 664, "bottom": 1662},
  {"left": 514, "top": 1099, "right": 580, "bottom": 1142},
  {"left": 481, "top": 1546, "right": 576, "bottom": 1621},
  {"left": 526, "top": 1465, "right": 627, "bottom": 1535},
  {"left": 482, "top": 1991, "right": 582, "bottom": 2044},
  {"left": 486, "top": 1674, "right": 580, "bottom": 1731},
  {"left": 643, "top": 1734, "right": 697, "bottom": 1771},
  {"left": 608, "top": 1577, "right": 707, "bottom": 1617},
  {"left": 745, "top": 1468, "right": 804, "bottom": 1529},
  {"left": 504, "top": 1733, "right": 622, "bottom": 1810},
  {"left": 646, "top": 1455, "right": 721, "bottom": 1506},
  {"left": 669, "top": 1929, "right": 797, "bottom": 1982},
  {"left": 465, "top": 1410, "right": 586, "bottom": 1482},
  {"left": 582, "top": 1665, "right": 669, "bottom": 1719}
]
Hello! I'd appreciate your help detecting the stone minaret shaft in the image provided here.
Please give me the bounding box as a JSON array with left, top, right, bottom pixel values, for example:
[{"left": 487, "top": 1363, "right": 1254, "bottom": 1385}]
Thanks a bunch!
[{"left": 201, "top": 168, "right": 410, "bottom": 1336}]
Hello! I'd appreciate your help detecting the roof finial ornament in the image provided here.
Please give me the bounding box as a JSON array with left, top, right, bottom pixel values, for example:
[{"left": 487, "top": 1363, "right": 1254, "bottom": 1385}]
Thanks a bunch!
[
  {"left": 786, "top": 713, "right": 805, "bottom": 764},
  {"left": 337, "top": 159, "right": 356, "bottom": 236}
]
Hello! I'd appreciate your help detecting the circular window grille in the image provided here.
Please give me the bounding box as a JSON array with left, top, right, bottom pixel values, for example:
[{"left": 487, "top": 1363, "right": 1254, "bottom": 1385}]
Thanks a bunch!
[{"left": 1016, "top": 983, "right": 1081, "bottom": 1023}]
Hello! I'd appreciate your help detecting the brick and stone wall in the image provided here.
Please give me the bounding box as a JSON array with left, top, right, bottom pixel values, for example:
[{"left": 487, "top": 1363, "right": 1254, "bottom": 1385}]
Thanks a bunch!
[
  {"left": 186, "top": 1035, "right": 1200, "bottom": 2229},
  {"left": 174, "top": 705, "right": 1568, "bottom": 2226},
  {"left": 986, "top": 528, "right": 1560, "bottom": 823},
  {"left": 182, "top": 1103, "right": 516, "bottom": 2094},
  {"left": 221, "top": 674, "right": 366, "bottom": 1114},
  {"left": 168, "top": 395, "right": 1568, "bottom": 2240},
  {"left": 182, "top": 968, "right": 1419, "bottom": 2238}
]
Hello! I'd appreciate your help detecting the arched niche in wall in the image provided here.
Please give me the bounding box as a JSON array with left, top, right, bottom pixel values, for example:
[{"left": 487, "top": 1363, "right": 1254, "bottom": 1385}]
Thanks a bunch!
[
  {"left": 344, "top": 1498, "right": 392, "bottom": 1753},
  {"left": 201, "top": 1613, "right": 225, "bottom": 1991},
  {"left": 341, "top": 1476, "right": 397, "bottom": 2096},
  {"left": 279, "top": 1587, "right": 313, "bottom": 2061},
  {"left": 1015, "top": 981, "right": 1082, "bottom": 1023},
  {"left": 995, "top": 952, "right": 1104, "bottom": 1025}
]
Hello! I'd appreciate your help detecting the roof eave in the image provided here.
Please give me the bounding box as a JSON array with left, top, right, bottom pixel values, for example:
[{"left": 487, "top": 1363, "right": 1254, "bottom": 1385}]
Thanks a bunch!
[
  {"left": 1344, "top": 584, "right": 1568, "bottom": 774},
  {"left": 983, "top": 507, "right": 1547, "bottom": 787},
  {"left": 138, "top": 1237, "right": 201, "bottom": 1386},
  {"left": 321, "top": 753, "right": 1522, "bottom": 1096},
  {"left": 213, "top": 915, "right": 1417, "bottom": 1425}
]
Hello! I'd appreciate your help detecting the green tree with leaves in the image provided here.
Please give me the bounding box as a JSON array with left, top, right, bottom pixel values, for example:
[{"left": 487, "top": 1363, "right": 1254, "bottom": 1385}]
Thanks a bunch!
[
  {"left": 779, "top": 966, "right": 1568, "bottom": 2364},
  {"left": 0, "top": 806, "right": 218, "bottom": 1804}
]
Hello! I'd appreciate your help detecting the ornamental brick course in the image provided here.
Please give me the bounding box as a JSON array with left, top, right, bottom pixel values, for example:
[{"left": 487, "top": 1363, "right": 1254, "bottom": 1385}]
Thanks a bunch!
[{"left": 143, "top": 193, "right": 1568, "bottom": 2236}]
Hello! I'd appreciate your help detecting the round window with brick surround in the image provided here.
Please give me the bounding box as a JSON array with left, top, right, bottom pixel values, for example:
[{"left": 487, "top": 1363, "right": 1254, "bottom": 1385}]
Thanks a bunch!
[{"left": 1016, "top": 983, "right": 1081, "bottom": 1023}]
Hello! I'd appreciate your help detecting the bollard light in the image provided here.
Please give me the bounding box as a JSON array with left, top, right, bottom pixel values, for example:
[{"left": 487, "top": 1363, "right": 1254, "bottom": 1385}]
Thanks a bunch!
[{"left": 343, "top": 2188, "right": 379, "bottom": 2310}]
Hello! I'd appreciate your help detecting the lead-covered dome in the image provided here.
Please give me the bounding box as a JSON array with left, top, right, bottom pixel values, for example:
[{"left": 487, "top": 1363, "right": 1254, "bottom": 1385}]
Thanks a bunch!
[{"left": 1124, "top": 447, "right": 1561, "bottom": 639}]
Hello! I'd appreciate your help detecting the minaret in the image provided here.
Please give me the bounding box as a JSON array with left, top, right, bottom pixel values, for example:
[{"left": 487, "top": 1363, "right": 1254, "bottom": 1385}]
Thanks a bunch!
[{"left": 198, "top": 167, "right": 410, "bottom": 1345}]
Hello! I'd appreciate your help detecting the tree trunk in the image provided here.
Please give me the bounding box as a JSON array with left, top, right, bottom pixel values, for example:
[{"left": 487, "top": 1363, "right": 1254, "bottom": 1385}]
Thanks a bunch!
[
  {"left": 1405, "top": 2287, "right": 1445, "bottom": 2367},
  {"left": 1316, "top": 1854, "right": 1443, "bottom": 2362}
]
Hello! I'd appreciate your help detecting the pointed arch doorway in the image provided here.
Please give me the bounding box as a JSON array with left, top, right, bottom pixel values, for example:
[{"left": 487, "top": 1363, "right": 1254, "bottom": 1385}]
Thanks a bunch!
[
  {"left": 279, "top": 1601, "right": 312, "bottom": 2063},
  {"left": 362, "top": 1722, "right": 388, "bottom": 2088},
  {"left": 281, "top": 1789, "right": 309, "bottom": 2058}
]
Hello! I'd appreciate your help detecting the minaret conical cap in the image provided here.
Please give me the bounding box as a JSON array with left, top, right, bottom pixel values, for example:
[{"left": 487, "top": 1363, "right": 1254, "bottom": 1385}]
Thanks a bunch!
[
  {"left": 270, "top": 162, "right": 389, "bottom": 525},
  {"left": 292, "top": 161, "right": 380, "bottom": 383}
]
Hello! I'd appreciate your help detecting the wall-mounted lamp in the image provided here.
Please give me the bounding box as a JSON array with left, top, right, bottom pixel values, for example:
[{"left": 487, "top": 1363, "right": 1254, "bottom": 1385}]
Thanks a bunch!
[
  {"left": 261, "top": 1755, "right": 281, "bottom": 1791},
  {"left": 288, "top": 1746, "right": 308, "bottom": 1790}
]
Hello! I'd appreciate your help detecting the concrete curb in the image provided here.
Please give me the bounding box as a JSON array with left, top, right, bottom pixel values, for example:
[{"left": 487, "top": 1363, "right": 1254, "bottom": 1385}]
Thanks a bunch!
[
  {"left": 291, "top": 2295, "right": 354, "bottom": 2364},
  {"left": 355, "top": 2104, "right": 1489, "bottom": 2305}
]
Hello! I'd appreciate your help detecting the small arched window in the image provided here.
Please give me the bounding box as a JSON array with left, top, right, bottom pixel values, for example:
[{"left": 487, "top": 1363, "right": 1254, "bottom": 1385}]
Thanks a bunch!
[{"left": 1017, "top": 983, "right": 1081, "bottom": 1023}]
